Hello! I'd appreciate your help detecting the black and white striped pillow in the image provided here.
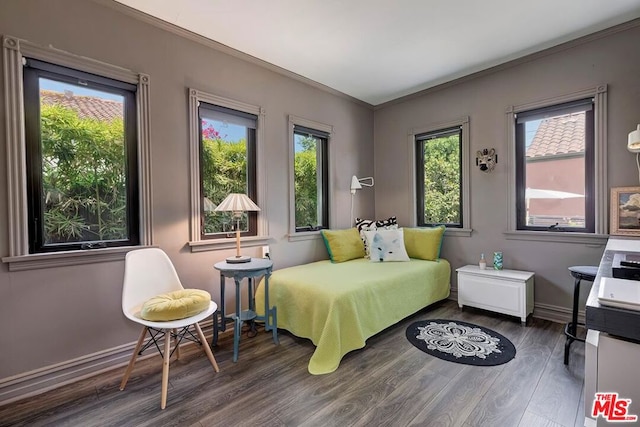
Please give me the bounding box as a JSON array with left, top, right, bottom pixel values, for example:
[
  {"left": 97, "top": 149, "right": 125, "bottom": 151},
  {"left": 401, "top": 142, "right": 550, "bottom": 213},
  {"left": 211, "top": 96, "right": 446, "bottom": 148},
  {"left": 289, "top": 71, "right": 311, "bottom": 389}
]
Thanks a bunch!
[{"left": 355, "top": 216, "right": 398, "bottom": 258}]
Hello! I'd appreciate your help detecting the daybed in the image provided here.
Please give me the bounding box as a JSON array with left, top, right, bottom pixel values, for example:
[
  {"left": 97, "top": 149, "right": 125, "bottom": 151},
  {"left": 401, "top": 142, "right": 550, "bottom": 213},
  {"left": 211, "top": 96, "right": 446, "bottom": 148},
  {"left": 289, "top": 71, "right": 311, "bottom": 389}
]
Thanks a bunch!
[{"left": 255, "top": 250, "right": 450, "bottom": 374}]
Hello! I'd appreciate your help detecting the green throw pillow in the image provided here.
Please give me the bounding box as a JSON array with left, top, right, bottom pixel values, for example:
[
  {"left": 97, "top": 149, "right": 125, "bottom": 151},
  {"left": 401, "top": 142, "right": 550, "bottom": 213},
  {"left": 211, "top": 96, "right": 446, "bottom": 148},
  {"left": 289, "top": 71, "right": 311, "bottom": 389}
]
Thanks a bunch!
[
  {"left": 403, "top": 226, "right": 445, "bottom": 261},
  {"left": 321, "top": 228, "right": 365, "bottom": 263}
]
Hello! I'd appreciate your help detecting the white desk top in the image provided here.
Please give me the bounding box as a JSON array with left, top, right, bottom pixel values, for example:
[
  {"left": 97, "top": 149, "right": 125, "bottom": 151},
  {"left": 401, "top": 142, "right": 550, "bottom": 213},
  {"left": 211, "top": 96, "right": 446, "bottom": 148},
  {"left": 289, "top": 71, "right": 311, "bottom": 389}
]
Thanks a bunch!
[{"left": 605, "top": 237, "right": 640, "bottom": 253}]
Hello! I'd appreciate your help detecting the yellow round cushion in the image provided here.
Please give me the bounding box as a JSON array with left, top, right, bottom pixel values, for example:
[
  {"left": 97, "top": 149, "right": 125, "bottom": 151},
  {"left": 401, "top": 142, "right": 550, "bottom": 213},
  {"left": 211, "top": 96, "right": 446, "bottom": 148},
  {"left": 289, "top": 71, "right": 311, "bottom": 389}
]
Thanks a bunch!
[{"left": 141, "top": 289, "right": 211, "bottom": 321}]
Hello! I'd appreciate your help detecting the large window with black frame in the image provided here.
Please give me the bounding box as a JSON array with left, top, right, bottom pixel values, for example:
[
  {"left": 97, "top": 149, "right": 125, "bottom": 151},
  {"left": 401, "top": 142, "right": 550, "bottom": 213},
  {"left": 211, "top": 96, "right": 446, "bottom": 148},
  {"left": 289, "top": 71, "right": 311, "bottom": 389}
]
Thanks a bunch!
[
  {"left": 198, "top": 103, "right": 258, "bottom": 238},
  {"left": 293, "top": 125, "right": 329, "bottom": 232},
  {"left": 514, "top": 98, "right": 594, "bottom": 232},
  {"left": 23, "top": 59, "right": 139, "bottom": 253},
  {"left": 415, "top": 126, "right": 463, "bottom": 228}
]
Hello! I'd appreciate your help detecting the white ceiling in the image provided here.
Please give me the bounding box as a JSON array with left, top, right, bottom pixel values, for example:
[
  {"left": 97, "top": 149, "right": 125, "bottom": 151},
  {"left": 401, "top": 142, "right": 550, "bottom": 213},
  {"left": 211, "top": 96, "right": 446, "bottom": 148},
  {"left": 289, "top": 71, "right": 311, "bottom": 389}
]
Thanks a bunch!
[{"left": 114, "top": 0, "right": 640, "bottom": 105}]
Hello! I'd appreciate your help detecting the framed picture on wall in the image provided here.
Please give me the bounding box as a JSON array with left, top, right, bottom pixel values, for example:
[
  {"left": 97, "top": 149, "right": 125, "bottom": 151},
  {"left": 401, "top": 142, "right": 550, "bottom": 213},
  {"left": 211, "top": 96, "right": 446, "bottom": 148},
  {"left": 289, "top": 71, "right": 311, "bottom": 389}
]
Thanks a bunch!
[{"left": 610, "top": 187, "right": 640, "bottom": 236}]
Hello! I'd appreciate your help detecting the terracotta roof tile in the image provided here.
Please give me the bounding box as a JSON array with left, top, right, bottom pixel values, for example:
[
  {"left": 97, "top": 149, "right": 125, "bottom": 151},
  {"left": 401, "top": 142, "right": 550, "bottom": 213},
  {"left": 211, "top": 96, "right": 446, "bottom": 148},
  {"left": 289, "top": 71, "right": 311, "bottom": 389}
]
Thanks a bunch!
[
  {"left": 526, "top": 112, "right": 585, "bottom": 158},
  {"left": 40, "top": 90, "right": 123, "bottom": 122}
]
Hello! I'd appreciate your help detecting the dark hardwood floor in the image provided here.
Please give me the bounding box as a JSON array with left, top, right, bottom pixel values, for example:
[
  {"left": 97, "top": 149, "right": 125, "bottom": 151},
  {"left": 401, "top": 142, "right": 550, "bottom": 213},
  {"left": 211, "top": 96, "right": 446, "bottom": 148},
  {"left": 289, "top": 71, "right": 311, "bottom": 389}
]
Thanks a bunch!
[{"left": 0, "top": 300, "right": 586, "bottom": 427}]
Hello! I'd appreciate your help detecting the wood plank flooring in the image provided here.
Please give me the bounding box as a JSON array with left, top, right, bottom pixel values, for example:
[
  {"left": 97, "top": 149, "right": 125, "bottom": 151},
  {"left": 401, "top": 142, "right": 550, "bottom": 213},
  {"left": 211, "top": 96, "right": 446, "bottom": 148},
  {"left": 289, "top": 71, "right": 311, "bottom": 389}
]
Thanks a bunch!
[{"left": 0, "top": 300, "right": 586, "bottom": 427}]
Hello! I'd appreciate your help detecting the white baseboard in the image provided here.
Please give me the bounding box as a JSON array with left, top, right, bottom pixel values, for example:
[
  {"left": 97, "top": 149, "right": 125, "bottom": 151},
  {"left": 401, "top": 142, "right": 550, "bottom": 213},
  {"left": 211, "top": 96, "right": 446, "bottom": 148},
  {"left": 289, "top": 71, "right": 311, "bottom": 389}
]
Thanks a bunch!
[
  {"left": 0, "top": 319, "right": 218, "bottom": 406},
  {"left": 533, "top": 302, "right": 584, "bottom": 325}
]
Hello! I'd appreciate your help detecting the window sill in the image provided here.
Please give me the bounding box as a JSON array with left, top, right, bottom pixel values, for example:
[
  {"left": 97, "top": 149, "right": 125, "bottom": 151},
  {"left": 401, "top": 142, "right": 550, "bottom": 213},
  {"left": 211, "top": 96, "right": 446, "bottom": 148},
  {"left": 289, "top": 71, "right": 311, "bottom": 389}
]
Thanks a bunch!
[
  {"left": 287, "top": 231, "right": 322, "bottom": 242},
  {"left": 503, "top": 230, "right": 608, "bottom": 245},
  {"left": 443, "top": 228, "right": 473, "bottom": 237},
  {"left": 188, "top": 235, "right": 272, "bottom": 253},
  {"left": 2, "top": 245, "right": 155, "bottom": 271}
]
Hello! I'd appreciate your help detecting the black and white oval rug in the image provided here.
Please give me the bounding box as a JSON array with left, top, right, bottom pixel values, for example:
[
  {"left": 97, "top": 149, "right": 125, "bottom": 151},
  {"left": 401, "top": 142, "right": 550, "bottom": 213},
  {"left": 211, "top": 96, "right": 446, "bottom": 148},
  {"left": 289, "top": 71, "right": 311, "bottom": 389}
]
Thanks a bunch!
[{"left": 405, "top": 319, "right": 516, "bottom": 366}]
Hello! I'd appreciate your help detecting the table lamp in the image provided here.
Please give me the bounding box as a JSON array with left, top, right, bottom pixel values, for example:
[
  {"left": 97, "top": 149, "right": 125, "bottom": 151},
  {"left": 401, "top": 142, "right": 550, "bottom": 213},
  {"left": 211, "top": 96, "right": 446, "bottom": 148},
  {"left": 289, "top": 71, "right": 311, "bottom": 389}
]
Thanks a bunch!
[{"left": 214, "top": 193, "right": 261, "bottom": 263}]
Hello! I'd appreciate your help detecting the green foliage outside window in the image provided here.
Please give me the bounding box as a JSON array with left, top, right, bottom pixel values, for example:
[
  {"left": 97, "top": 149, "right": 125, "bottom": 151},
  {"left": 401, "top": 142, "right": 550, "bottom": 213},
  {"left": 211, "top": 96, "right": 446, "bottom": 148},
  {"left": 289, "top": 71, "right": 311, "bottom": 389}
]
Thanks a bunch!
[
  {"left": 43, "top": 106, "right": 324, "bottom": 240},
  {"left": 422, "top": 135, "right": 461, "bottom": 224},
  {"left": 40, "top": 104, "right": 127, "bottom": 244},
  {"left": 200, "top": 133, "right": 248, "bottom": 234},
  {"left": 294, "top": 135, "right": 320, "bottom": 229}
]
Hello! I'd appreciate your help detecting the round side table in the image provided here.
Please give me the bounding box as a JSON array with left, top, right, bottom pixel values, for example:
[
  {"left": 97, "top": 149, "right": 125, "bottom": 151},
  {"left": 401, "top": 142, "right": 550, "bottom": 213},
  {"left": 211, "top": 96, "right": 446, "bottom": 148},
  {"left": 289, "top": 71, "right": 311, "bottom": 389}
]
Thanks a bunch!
[{"left": 213, "top": 258, "right": 278, "bottom": 362}]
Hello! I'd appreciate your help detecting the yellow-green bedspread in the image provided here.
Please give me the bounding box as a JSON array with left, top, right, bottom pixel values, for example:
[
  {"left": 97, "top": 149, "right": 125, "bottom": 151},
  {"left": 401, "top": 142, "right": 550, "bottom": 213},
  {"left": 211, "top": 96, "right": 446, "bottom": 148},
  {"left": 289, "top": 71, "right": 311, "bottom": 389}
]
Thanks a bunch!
[{"left": 255, "top": 258, "right": 450, "bottom": 375}]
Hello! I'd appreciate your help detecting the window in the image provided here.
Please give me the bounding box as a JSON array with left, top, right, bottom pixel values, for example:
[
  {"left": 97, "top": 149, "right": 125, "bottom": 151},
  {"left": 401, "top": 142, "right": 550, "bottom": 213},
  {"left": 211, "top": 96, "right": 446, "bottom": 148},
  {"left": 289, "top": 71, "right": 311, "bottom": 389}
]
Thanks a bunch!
[
  {"left": 3, "top": 35, "right": 151, "bottom": 267},
  {"left": 416, "top": 126, "right": 462, "bottom": 227},
  {"left": 293, "top": 125, "right": 329, "bottom": 232},
  {"left": 515, "top": 98, "right": 595, "bottom": 233},
  {"left": 199, "top": 103, "right": 257, "bottom": 238},
  {"left": 413, "top": 117, "right": 469, "bottom": 232},
  {"left": 22, "top": 59, "right": 139, "bottom": 253},
  {"left": 505, "top": 86, "right": 608, "bottom": 242},
  {"left": 188, "top": 89, "right": 268, "bottom": 252},
  {"left": 288, "top": 115, "right": 332, "bottom": 238}
]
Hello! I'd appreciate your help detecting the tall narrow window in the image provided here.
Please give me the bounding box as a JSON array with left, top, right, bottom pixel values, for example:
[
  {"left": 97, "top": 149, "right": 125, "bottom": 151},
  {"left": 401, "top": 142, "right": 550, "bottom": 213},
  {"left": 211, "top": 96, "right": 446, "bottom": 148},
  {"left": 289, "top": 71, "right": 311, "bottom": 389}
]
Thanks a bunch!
[
  {"left": 23, "top": 59, "right": 139, "bottom": 253},
  {"left": 515, "top": 98, "right": 594, "bottom": 232},
  {"left": 199, "top": 103, "right": 257, "bottom": 238},
  {"left": 415, "top": 126, "right": 463, "bottom": 227},
  {"left": 293, "top": 125, "right": 329, "bottom": 232}
]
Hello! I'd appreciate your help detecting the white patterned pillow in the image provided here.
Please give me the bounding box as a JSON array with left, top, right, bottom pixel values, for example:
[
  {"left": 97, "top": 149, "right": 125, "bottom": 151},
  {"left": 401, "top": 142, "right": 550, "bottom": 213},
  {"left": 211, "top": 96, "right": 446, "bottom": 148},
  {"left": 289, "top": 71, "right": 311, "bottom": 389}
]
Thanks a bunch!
[
  {"left": 364, "top": 228, "right": 410, "bottom": 262},
  {"left": 355, "top": 216, "right": 398, "bottom": 258}
]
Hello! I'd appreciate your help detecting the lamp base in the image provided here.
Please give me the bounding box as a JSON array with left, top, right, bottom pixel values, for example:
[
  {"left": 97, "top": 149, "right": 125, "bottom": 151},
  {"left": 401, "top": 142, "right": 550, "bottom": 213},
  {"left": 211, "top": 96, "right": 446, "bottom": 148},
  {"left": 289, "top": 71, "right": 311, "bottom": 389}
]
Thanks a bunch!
[{"left": 226, "top": 255, "right": 251, "bottom": 264}]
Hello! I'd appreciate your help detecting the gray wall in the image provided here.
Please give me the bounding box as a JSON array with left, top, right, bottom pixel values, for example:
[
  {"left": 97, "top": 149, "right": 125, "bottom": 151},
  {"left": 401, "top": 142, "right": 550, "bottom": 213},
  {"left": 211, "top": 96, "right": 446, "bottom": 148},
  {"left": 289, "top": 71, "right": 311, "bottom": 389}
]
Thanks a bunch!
[
  {"left": 0, "top": 0, "right": 374, "bottom": 382},
  {"left": 374, "top": 22, "right": 640, "bottom": 312},
  {"left": 2, "top": 0, "right": 640, "bottom": 397}
]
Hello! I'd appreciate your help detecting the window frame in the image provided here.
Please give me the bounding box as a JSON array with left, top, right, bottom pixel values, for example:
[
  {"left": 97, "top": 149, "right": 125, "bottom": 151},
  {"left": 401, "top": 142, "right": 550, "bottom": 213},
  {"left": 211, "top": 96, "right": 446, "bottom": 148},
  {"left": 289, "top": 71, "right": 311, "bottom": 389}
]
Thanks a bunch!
[
  {"left": 408, "top": 116, "right": 471, "bottom": 237},
  {"left": 23, "top": 59, "right": 140, "bottom": 253},
  {"left": 505, "top": 85, "right": 608, "bottom": 244},
  {"left": 292, "top": 124, "right": 329, "bottom": 233},
  {"left": 197, "top": 102, "right": 258, "bottom": 239},
  {"left": 514, "top": 98, "right": 595, "bottom": 233},
  {"left": 188, "top": 89, "right": 269, "bottom": 252},
  {"left": 415, "top": 125, "right": 464, "bottom": 228},
  {"left": 1, "top": 35, "right": 152, "bottom": 270},
  {"left": 287, "top": 115, "right": 333, "bottom": 241}
]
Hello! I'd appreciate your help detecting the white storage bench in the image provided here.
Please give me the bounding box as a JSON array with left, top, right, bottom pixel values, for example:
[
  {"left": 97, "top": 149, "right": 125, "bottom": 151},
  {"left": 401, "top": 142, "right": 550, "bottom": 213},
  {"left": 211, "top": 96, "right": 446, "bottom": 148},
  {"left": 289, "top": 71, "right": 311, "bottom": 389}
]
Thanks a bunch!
[{"left": 456, "top": 265, "right": 534, "bottom": 325}]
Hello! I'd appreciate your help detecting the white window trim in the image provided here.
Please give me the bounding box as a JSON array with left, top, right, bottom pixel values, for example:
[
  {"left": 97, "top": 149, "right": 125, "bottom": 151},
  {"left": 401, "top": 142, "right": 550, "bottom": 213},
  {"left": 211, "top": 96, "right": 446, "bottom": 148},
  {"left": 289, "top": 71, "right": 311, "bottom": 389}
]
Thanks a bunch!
[
  {"left": 505, "top": 84, "right": 609, "bottom": 244},
  {"left": 187, "top": 89, "right": 270, "bottom": 252},
  {"left": 1, "top": 35, "right": 153, "bottom": 270},
  {"left": 407, "top": 116, "right": 472, "bottom": 237},
  {"left": 287, "top": 114, "right": 333, "bottom": 241}
]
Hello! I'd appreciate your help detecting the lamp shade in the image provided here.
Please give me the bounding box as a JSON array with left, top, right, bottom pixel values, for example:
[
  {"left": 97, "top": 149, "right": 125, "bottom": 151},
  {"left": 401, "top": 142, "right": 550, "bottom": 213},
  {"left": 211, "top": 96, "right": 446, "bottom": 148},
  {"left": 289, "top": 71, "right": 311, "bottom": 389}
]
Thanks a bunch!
[
  {"left": 629, "top": 125, "right": 640, "bottom": 153},
  {"left": 214, "top": 193, "right": 260, "bottom": 213},
  {"left": 350, "top": 175, "right": 362, "bottom": 192}
]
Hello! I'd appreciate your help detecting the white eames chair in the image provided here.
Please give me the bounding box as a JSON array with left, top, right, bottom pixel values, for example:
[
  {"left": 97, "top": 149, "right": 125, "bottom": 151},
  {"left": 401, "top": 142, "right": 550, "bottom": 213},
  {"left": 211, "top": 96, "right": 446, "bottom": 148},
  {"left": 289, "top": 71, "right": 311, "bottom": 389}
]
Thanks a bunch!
[{"left": 119, "top": 248, "right": 219, "bottom": 409}]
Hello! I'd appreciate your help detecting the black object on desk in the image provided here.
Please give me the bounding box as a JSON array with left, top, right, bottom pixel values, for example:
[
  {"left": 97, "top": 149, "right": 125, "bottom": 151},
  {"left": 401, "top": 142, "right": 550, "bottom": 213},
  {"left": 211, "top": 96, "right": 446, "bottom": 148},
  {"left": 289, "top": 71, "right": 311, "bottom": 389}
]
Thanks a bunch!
[
  {"left": 612, "top": 253, "right": 640, "bottom": 281},
  {"left": 565, "top": 265, "right": 598, "bottom": 365}
]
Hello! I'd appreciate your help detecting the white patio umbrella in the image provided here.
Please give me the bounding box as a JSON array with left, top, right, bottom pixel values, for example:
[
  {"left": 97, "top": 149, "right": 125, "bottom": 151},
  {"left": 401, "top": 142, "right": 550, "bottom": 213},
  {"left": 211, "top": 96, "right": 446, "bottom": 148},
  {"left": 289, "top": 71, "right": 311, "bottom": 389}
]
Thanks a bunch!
[
  {"left": 525, "top": 188, "right": 585, "bottom": 200},
  {"left": 525, "top": 188, "right": 584, "bottom": 225}
]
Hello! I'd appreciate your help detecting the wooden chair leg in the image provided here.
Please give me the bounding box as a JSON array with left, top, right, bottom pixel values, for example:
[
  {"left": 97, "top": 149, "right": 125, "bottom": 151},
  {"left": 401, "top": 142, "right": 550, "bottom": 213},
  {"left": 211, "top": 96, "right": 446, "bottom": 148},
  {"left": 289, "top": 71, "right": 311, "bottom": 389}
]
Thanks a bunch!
[
  {"left": 160, "top": 330, "right": 171, "bottom": 409},
  {"left": 120, "top": 326, "right": 148, "bottom": 391},
  {"left": 194, "top": 323, "right": 219, "bottom": 372}
]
